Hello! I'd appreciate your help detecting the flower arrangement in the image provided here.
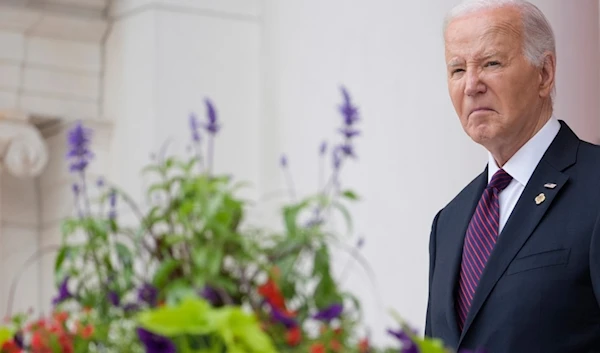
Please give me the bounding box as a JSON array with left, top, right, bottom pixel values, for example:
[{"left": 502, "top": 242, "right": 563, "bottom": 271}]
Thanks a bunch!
[{"left": 0, "top": 87, "right": 476, "bottom": 353}]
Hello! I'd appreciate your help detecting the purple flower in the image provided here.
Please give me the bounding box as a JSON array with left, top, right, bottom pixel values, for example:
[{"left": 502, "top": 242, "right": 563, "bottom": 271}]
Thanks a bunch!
[
  {"left": 270, "top": 305, "right": 297, "bottom": 329},
  {"left": 14, "top": 332, "right": 23, "bottom": 348},
  {"left": 204, "top": 99, "right": 220, "bottom": 135},
  {"left": 108, "top": 291, "right": 120, "bottom": 307},
  {"left": 96, "top": 177, "right": 105, "bottom": 188},
  {"left": 66, "top": 121, "right": 94, "bottom": 173},
  {"left": 333, "top": 148, "right": 342, "bottom": 170},
  {"left": 356, "top": 237, "right": 365, "bottom": 248},
  {"left": 319, "top": 141, "right": 328, "bottom": 156},
  {"left": 338, "top": 127, "right": 360, "bottom": 139},
  {"left": 123, "top": 303, "right": 140, "bottom": 313},
  {"left": 280, "top": 155, "right": 288, "bottom": 168},
  {"left": 339, "top": 144, "right": 355, "bottom": 157},
  {"left": 387, "top": 328, "right": 419, "bottom": 353},
  {"left": 136, "top": 328, "right": 176, "bottom": 353},
  {"left": 52, "top": 277, "right": 72, "bottom": 305},
  {"left": 189, "top": 112, "right": 201, "bottom": 142},
  {"left": 333, "top": 86, "right": 361, "bottom": 163},
  {"left": 108, "top": 189, "right": 117, "bottom": 220},
  {"left": 200, "top": 286, "right": 222, "bottom": 306},
  {"left": 72, "top": 183, "right": 80, "bottom": 195},
  {"left": 338, "top": 86, "right": 359, "bottom": 126},
  {"left": 138, "top": 283, "right": 158, "bottom": 307},
  {"left": 313, "top": 303, "right": 343, "bottom": 322}
]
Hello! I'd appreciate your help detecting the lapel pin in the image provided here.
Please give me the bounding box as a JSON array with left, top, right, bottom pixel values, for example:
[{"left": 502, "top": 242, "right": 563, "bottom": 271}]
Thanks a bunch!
[
  {"left": 544, "top": 183, "right": 557, "bottom": 189},
  {"left": 535, "top": 193, "right": 546, "bottom": 205}
]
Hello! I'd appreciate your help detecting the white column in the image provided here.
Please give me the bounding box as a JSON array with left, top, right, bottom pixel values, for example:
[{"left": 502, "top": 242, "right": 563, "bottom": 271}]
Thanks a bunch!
[
  {"left": 261, "top": 0, "right": 600, "bottom": 344},
  {"left": 0, "top": 111, "right": 49, "bottom": 318},
  {"left": 0, "top": 4, "right": 108, "bottom": 121},
  {"left": 105, "top": 0, "right": 261, "bottom": 204},
  {"left": 530, "top": 0, "right": 600, "bottom": 143}
]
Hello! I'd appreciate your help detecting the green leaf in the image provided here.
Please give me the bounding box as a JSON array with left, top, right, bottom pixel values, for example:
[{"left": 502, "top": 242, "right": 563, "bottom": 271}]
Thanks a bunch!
[
  {"left": 210, "top": 277, "right": 238, "bottom": 294},
  {"left": 282, "top": 200, "right": 310, "bottom": 237},
  {"left": 415, "top": 337, "right": 450, "bottom": 353},
  {"left": 212, "top": 307, "right": 277, "bottom": 353},
  {"left": 61, "top": 218, "right": 80, "bottom": 239},
  {"left": 152, "top": 259, "right": 181, "bottom": 289},
  {"left": 164, "top": 279, "right": 197, "bottom": 305},
  {"left": 115, "top": 242, "right": 133, "bottom": 267},
  {"left": 164, "top": 234, "right": 188, "bottom": 246},
  {"left": 207, "top": 248, "right": 223, "bottom": 277},
  {"left": 174, "top": 159, "right": 197, "bottom": 174},
  {"left": 313, "top": 246, "right": 331, "bottom": 276},
  {"left": 85, "top": 218, "right": 109, "bottom": 243},
  {"left": 0, "top": 327, "right": 13, "bottom": 347},
  {"left": 178, "top": 201, "right": 195, "bottom": 219},
  {"left": 314, "top": 272, "right": 340, "bottom": 308},
  {"left": 165, "top": 157, "right": 175, "bottom": 169},
  {"left": 54, "top": 246, "right": 69, "bottom": 273},
  {"left": 341, "top": 189, "right": 360, "bottom": 201},
  {"left": 389, "top": 308, "right": 450, "bottom": 353},
  {"left": 147, "top": 182, "right": 170, "bottom": 196},
  {"left": 137, "top": 297, "right": 214, "bottom": 336}
]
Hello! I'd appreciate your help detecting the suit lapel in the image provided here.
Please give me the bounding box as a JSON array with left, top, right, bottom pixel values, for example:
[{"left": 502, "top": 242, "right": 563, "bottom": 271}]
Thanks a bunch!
[
  {"left": 458, "top": 121, "right": 578, "bottom": 344},
  {"left": 443, "top": 170, "right": 488, "bottom": 346}
]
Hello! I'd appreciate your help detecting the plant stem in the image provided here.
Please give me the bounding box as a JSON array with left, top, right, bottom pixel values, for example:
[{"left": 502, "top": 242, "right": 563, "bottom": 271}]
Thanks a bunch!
[
  {"left": 207, "top": 136, "right": 214, "bottom": 175},
  {"left": 80, "top": 171, "right": 92, "bottom": 217}
]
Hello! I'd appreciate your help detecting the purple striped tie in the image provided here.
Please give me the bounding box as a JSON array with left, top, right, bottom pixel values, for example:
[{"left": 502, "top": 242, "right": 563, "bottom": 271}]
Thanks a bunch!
[{"left": 456, "top": 168, "right": 513, "bottom": 331}]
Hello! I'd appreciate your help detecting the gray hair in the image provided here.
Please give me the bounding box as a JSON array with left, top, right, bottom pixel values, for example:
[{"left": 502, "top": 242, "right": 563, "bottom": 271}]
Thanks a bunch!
[{"left": 444, "top": 0, "right": 556, "bottom": 99}]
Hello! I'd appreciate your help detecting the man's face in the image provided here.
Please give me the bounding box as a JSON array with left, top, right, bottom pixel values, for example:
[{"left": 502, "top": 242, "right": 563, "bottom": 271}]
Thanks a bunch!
[{"left": 444, "top": 7, "right": 547, "bottom": 151}]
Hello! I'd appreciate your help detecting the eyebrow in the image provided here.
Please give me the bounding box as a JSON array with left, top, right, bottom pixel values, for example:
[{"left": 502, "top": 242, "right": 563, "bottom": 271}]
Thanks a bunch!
[
  {"left": 447, "top": 51, "right": 501, "bottom": 68},
  {"left": 447, "top": 58, "right": 464, "bottom": 68},
  {"left": 478, "top": 51, "right": 500, "bottom": 61}
]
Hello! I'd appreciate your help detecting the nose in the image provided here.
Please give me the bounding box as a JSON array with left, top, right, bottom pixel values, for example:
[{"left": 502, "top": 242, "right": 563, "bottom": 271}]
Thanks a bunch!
[{"left": 464, "top": 68, "right": 486, "bottom": 96}]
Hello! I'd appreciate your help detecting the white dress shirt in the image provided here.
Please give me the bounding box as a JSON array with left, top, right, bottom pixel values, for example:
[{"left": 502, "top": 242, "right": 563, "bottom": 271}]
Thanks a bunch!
[{"left": 487, "top": 116, "right": 561, "bottom": 234}]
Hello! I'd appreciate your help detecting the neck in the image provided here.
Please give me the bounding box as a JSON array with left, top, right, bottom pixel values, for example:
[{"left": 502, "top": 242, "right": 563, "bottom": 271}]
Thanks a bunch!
[{"left": 490, "top": 102, "right": 553, "bottom": 167}]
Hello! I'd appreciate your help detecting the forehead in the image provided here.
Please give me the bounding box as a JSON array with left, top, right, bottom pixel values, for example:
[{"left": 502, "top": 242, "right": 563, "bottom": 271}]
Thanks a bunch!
[{"left": 444, "top": 7, "right": 523, "bottom": 59}]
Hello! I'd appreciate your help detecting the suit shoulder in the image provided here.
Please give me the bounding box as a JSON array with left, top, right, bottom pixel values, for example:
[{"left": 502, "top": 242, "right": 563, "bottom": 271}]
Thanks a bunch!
[
  {"left": 573, "top": 140, "right": 600, "bottom": 176},
  {"left": 578, "top": 140, "right": 600, "bottom": 159},
  {"left": 436, "top": 171, "right": 485, "bottom": 219}
]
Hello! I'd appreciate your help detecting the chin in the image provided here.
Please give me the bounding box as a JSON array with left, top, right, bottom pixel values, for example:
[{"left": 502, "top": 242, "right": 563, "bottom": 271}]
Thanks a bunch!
[{"left": 465, "top": 124, "right": 496, "bottom": 145}]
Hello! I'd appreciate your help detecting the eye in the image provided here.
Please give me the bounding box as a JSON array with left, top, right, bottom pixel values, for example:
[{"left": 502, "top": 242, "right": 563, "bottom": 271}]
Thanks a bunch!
[
  {"left": 485, "top": 61, "right": 500, "bottom": 67},
  {"left": 452, "top": 68, "right": 465, "bottom": 75}
]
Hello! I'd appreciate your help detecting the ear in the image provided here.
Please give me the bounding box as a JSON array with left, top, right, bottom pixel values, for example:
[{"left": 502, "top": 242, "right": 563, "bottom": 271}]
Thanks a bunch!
[{"left": 538, "top": 52, "right": 556, "bottom": 98}]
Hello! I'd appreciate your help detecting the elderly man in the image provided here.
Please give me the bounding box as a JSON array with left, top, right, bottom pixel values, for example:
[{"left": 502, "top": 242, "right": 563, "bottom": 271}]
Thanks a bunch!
[{"left": 425, "top": 0, "right": 600, "bottom": 352}]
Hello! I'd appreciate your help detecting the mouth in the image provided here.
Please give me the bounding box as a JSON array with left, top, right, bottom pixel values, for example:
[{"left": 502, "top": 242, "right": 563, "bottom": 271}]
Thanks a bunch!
[{"left": 469, "top": 107, "right": 496, "bottom": 117}]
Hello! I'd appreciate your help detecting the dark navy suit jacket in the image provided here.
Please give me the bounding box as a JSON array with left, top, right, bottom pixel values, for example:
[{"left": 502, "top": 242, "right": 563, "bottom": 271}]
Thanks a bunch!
[{"left": 425, "top": 121, "right": 600, "bottom": 352}]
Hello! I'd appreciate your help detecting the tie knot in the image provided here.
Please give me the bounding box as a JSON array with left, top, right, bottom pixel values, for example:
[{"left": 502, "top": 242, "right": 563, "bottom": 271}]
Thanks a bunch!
[{"left": 488, "top": 169, "right": 512, "bottom": 191}]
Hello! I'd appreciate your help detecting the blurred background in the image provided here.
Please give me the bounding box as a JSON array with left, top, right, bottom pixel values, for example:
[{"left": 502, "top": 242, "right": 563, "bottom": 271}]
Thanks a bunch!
[{"left": 0, "top": 0, "right": 598, "bottom": 346}]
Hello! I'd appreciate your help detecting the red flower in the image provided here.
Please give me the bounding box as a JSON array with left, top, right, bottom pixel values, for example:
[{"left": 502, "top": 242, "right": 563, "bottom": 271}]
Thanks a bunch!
[
  {"left": 358, "top": 337, "right": 370, "bottom": 353},
  {"left": 258, "top": 279, "right": 287, "bottom": 312},
  {"left": 330, "top": 339, "right": 342, "bottom": 352},
  {"left": 30, "top": 332, "right": 48, "bottom": 352},
  {"left": 53, "top": 311, "right": 69, "bottom": 324},
  {"left": 27, "top": 316, "right": 74, "bottom": 353},
  {"left": 1, "top": 340, "right": 22, "bottom": 353},
  {"left": 310, "top": 343, "right": 326, "bottom": 353},
  {"left": 286, "top": 326, "right": 302, "bottom": 346},
  {"left": 79, "top": 324, "right": 94, "bottom": 339}
]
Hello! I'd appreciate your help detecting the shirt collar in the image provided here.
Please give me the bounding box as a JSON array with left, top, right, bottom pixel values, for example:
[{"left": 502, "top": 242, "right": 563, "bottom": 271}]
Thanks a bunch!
[{"left": 488, "top": 115, "right": 561, "bottom": 186}]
